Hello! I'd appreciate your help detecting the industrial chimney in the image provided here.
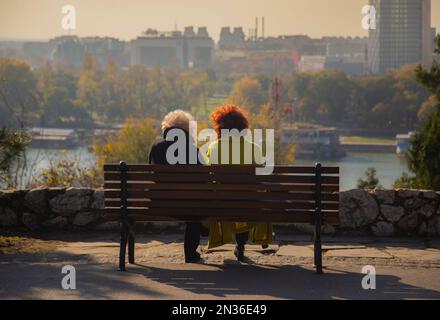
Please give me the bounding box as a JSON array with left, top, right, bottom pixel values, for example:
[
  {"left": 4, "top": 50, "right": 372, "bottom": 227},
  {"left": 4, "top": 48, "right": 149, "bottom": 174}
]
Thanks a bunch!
[{"left": 255, "top": 17, "right": 258, "bottom": 40}]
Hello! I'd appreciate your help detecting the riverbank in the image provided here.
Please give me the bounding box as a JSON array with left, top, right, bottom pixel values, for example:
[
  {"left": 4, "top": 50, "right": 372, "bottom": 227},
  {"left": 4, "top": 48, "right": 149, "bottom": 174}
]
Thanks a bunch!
[{"left": 340, "top": 142, "right": 396, "bottom": 153}]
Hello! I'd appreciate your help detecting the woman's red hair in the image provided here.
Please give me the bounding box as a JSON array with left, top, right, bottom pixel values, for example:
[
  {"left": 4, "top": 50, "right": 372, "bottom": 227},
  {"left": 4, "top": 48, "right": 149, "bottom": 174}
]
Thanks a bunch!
[{"left": 210, "top": 104, "right": 249, "bottom": 137}]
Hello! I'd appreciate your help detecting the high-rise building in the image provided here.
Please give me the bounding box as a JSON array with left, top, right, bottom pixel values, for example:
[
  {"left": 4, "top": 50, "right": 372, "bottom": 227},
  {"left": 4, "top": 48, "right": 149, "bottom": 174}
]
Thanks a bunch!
[
  {"left": 368, "top": 0, "right": 433, "bottom": 74},
  {"left": 130, "top": 27, "right": 213, "bottom": 68},
  {"left": 51, "top": 36, "right": 85, "bottom": 68},
  {"left": 50, "top": 36, "right": 128, "bottom": 68}
]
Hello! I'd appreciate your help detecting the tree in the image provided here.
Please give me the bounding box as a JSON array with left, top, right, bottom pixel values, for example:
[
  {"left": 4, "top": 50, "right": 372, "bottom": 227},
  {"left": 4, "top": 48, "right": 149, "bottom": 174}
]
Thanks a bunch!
[
  {"left": 180, "top": 69, "right": 211, "bottom": 117},
  {"left": 390, "top": 64, "right": 430, "bottom": 129},
  {"left": 287, "top": 70, "right": 352, "bottom": 124},
  {"left": 28, "top": 156, "right": 102, "bottom": 189},
  {"left": 93, "top": 117, "right": 158, "bottom": 166},
  {"left": 418, "top": 95, "right": 437, "bottom": 121},
  {"left": 0, "top": 126, "right": 31, "bottom": 189},
  {"left": 124, "top": 64, "right": 150, "bottom": 117},
  {"left": 250, "top": 103, "right": 296, "bottom": 165},
  {"left": 42, "top": 87, "right": 91, "bottom": 125},
  {"left": 230, "top": 76, "right": 265, "bottom": 114},
  {"left": 393, "top": 172, "right": 418, "bottom": 189},
  {"left": 36, "top": 61, "right": 53, "bottom": 101},
  {"left": 36, "top": 62, "right": 76, "bottom": 98},
  {"left": 0, "top": 57, "right": 39, "bottom": 126},
  {"left": 286, "top": 66, "right": 430, "bottom": 130},
  {"left": 43, "top": 87, "right": 70, "bottom": 119},
  {"left": 76, "top": 54, "right": 100, "bottom": 118},
  {"left": 407, "top": 109, "right": 440, "bottom": 189},
  {"left": 406, "top": 34, "right": 440, "bottom": 190},
  {"left": 357, "top": 168, "right": 381, "bottom": 190},
  {"left": 99, "top": 59, "right": 126, "bottom": 120}
]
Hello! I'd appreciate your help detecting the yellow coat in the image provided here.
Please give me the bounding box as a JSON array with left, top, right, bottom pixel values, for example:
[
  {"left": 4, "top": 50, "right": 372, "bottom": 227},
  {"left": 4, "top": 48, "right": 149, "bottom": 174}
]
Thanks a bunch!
[{"left": 203, "top": 135, "right": 273, "bottom": 249}]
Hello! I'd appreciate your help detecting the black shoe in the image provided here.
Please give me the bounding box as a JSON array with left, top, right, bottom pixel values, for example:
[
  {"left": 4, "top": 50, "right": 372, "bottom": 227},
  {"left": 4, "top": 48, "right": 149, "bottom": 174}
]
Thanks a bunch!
[
  {"left": 234, "top": 245, "right": 245, "bottom": 261},
  {"left": 185, "top": 252, "right": 201, "bottom": 263},
  {"left": 261, "top": 244, "right": 269, "bottom": 249}
]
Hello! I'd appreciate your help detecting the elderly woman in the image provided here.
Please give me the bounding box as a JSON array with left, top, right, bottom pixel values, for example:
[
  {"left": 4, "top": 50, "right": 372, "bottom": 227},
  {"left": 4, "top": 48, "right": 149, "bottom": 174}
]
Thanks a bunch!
[
  {"left": 205, "top": 104, "right": 273, "bottom": 261},
  {"left": 149, "top": 110, "right": 208, "bottom": 263}
]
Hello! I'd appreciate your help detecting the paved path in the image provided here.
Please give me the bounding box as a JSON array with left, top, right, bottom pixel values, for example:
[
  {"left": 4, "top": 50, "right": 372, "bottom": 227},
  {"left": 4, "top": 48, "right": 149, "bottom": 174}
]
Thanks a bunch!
[{"left": 1, "top": 232, "right": 440, "bottom": 299}]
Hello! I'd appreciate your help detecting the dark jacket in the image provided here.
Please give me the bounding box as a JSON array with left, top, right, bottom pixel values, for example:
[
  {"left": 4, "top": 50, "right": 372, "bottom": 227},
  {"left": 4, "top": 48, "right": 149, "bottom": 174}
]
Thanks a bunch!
[{"left": 148, "top": 127, "right": 205, "bottom": 165}]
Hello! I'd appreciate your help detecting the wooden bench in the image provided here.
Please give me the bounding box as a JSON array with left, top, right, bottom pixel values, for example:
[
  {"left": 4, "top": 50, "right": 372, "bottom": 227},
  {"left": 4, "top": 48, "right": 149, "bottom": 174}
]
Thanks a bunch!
[{"left": 103, "top": 162, "right": 340, "bottom": 273}]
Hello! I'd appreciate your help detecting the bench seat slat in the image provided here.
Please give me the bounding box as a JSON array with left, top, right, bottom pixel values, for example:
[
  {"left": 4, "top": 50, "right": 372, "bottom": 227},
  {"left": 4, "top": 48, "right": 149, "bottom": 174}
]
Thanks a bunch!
[
  {"left": 104, "top": 214, "right": 339, "bottom": 224},
  {"left": 104, "top": 164, "right": 339, "bottom": 174},
  {"left": 105, "top": 199, "right": 339, "bottom": 210},
  {"left": 104, "top": 182, "right": 339, "bottom": 193},
  {"left": 104, "top": 190, "right": 339, "bottom": 202},
  {"left": 103, "top": 208, "right": 339, "bottom": 224},
  {"left": 104, "top": 172, "right": 339, "bottom": 185}
]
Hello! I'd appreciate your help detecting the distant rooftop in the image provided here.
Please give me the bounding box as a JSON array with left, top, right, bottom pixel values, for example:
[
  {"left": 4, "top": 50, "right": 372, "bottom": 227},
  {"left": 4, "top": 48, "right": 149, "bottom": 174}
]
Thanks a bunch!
[
  {"left": 284, "top": 123, "right": 337, "bottom": 131},
  {"left": 139, "top": 26, "right": 211, "bottom": 39},
  {"left": 29, "top": 127, "right": 76, "bottom": 136}
]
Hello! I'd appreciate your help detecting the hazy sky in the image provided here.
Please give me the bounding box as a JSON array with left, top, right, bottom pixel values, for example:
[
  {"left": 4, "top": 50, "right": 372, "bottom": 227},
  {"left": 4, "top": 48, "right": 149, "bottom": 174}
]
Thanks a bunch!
[{"left": 1, "top": 0, "right": 439, "bottom": 41}]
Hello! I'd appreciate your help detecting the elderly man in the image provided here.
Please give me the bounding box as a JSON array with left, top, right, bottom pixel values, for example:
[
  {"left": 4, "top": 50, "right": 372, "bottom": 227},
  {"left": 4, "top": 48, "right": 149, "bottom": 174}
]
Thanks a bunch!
[{"left": 148, "top": 110, "right": 208, "bottom": 263}]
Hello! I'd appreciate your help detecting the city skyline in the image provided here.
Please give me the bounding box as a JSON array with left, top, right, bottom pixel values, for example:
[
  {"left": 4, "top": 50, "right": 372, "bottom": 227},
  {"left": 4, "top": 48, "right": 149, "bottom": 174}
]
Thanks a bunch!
[{"left": 1, "top": 0, "right": 439, "bottom": 42}]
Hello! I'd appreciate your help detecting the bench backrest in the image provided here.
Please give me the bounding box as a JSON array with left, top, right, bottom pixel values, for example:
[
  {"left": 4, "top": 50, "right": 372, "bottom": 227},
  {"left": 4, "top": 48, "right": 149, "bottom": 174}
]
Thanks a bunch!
[{"left": 103, "top": 163, "right": 340, "bottom": 224}]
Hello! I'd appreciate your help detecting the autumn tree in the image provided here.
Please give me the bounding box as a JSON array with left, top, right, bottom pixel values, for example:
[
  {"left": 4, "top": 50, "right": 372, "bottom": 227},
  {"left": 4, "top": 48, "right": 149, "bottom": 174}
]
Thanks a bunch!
[
  {"left": 76, "top": 54, "right": 100, "bottom": 118},
  {"left": 28, "top": 156, "right": 102, "bottom": 189},
  {"left": 99, "top": 59, "right": 126, "bottom": 120},
  {"left": 93, "top": 117, "right": 158, "bottom": 166},
  {"left": 230, "top": 76, "right": 265, "bottom": 114},
  {"left": 124, "top": 64, "right": 150, "bottom": 117},
  {"left": 34, "top": 61, "right": 91, "bottom": 125},
  {"left": 0, "top": 57, "right": 39, "bottom": 126}
]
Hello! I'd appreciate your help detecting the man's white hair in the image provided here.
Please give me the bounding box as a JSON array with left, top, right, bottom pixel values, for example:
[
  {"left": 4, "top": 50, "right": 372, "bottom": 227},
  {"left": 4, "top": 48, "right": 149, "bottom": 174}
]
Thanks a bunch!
[{"left": 161, "top": 109, "right": 194, "bottom": 133}]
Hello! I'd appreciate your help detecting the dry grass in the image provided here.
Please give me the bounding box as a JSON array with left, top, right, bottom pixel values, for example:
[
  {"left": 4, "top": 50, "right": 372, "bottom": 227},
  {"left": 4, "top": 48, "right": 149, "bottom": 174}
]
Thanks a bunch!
[{"left": 0, "top": 235, "right": 60, "bottom": 255}]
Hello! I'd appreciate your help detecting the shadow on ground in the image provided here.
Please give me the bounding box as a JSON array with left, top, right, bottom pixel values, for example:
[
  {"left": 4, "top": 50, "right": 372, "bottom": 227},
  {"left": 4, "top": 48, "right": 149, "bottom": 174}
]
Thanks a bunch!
[
  {"left": 2, "top": 254, "right": 440, "bottom": 299},
  {"left": 128, "top": 262, "right": 440, "bottom": 300},
  {"left": 1, "top": 231, "right": 440, "bottom": 299}
]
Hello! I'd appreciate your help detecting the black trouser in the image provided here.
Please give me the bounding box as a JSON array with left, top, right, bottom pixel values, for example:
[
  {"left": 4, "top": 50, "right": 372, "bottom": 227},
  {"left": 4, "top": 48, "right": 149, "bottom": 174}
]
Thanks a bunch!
[
  {"left": 235, "top": 231, "right": 248, "bottom": 247},
  {"left": 184, "top": 222, "right": 249, "bottom": 258},
  {"left": 184, "top": 222, "right": 208, "bottom": 258}
]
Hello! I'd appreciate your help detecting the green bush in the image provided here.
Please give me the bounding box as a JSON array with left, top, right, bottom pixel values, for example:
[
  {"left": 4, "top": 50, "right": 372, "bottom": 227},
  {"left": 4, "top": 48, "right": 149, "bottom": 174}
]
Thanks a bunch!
[
  {"left": 28, "top": 156, "right": 103, "bottom": 189},
  {"left": 357, "top": 167, "right": 381, "bottom": 190}
]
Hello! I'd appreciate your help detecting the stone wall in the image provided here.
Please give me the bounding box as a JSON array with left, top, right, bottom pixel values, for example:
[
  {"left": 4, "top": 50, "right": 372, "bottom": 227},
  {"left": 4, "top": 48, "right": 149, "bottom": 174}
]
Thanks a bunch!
[
  {"left": 0, "top": 187, "right": 439, "bottom": 237},
  {"left": 339, "top": 189, "right": 440, "bottom": 236}
]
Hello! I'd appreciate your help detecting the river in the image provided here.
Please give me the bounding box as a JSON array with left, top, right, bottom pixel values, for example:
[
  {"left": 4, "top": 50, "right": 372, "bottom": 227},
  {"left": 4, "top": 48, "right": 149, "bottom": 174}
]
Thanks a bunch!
[
  {"left": 22, "top": 147, "right": 408, "bottom": 191},
  {"left": 295, "top": 152, "right": 408, "bottom": 190}
]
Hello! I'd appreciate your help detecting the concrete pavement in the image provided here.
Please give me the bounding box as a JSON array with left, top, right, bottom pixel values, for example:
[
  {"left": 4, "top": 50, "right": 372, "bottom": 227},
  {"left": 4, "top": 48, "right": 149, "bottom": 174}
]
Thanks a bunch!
[{"left": 1, "top": 232, "right": 440, "bottom": 299}]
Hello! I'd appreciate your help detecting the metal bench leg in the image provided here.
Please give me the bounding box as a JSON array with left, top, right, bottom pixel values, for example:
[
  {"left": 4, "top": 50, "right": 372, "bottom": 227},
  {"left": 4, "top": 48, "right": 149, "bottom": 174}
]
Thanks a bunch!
[
  {"left": 119, "top": 227, "right": 128, "bottom": 271},
  {"left": 118, "top": 160, "right": 129, "bottom": 271},
  {"left": 128, "top": 229, "right": 135, "bottom": 264},
  {"left": 314, "top": 162, "right": 323, "bottom": 274},
  {"left": 314, "top": 223, "right": 323, "bottom": 274}
]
